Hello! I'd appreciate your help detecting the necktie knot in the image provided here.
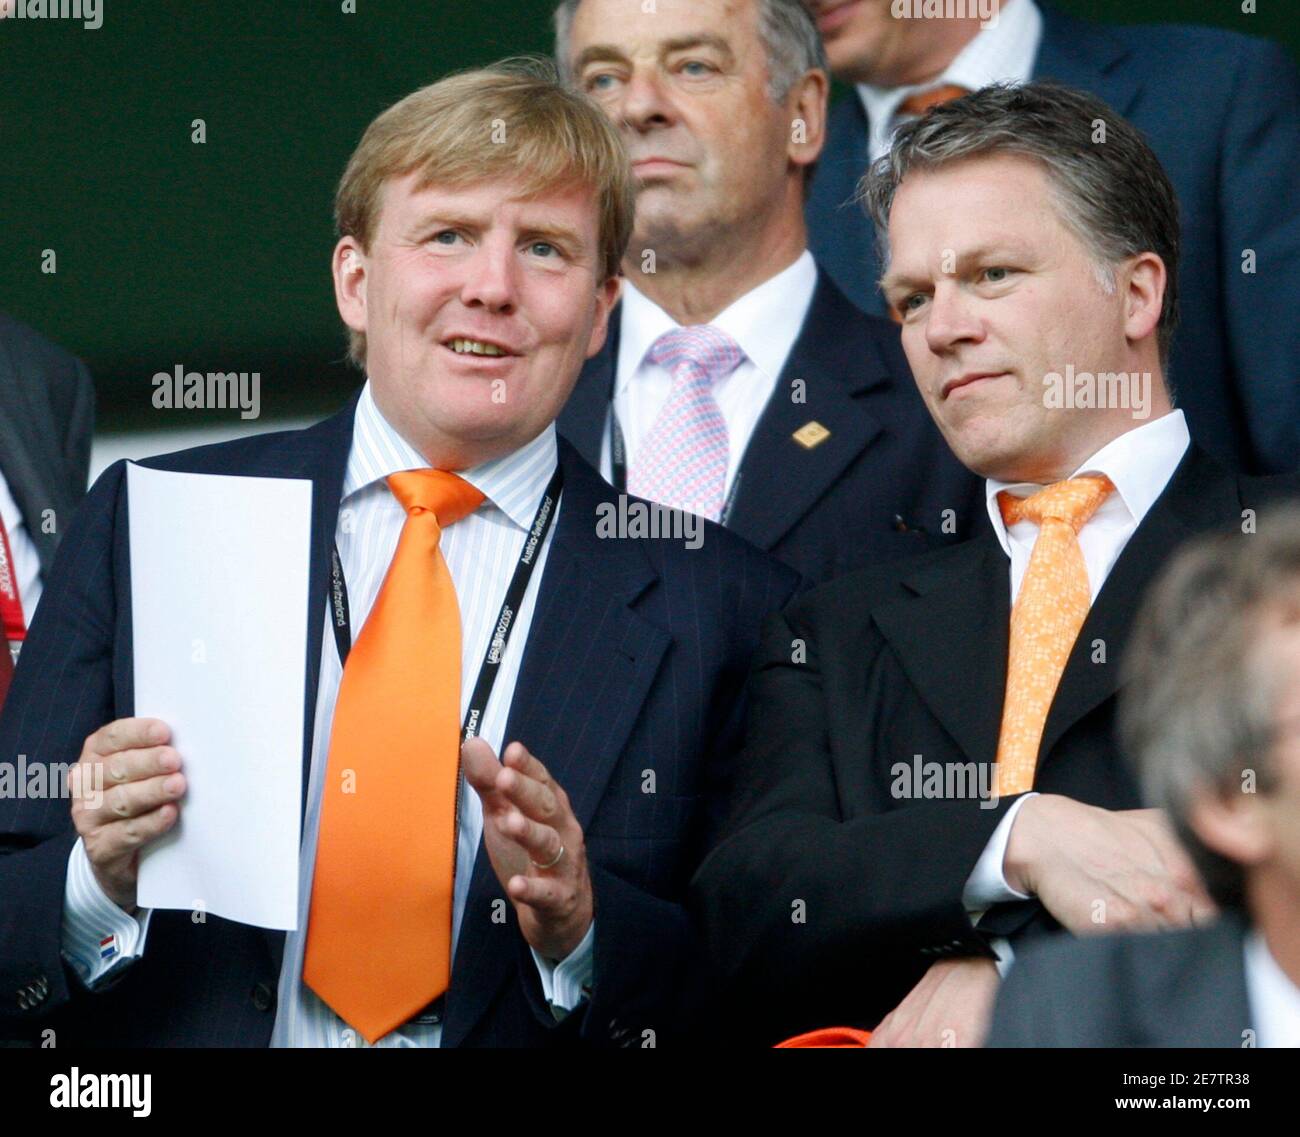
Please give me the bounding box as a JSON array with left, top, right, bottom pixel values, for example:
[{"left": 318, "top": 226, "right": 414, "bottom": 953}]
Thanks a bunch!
[
  {"left": 387, "top": 470, "right": 485, "bottom": 528},
  {"left": 896, "top": 83, "right": 972, "bottom": 119},
  {"left": 999, "top": 474, "right": 1114, "bottom": 535},
  {"left": 646, "top": 325, "right": 745, "bottom": 392}
]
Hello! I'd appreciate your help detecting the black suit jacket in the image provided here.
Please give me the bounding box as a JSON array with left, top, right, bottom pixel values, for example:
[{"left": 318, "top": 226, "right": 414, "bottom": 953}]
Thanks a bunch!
[
  {"left": 558, "top": 270, "right": 984, "bottom": 584},
  {"left": 690, "top": 444, "right": 1300, "bottom": 1044},
  {"left": 806, "top": 5, "right": 1300, "bottom": 476},
  {"left": 0, "top": 311, "right": 94, "bottom": 575},
  {"left": 987, "top": 913, "right": 1256, "bottom": 1047},
  {"left": 0, "top": 394, "right": 800, "bottom": 1047}
]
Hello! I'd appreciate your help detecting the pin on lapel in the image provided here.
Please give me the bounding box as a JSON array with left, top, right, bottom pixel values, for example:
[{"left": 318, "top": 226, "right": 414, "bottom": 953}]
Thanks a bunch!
[{"left": 792, "top": 421, "right": 831, "bottom": 450}]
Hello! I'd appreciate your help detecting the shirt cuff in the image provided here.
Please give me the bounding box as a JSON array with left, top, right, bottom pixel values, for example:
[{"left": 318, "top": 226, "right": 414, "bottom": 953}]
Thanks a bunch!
[
  {"left": 530, "top": 920, "right": 595, "bottom": 1020},
  {"left": 61, "top": 837, "right": 154, "bottom": 989},
  {"left": 963, "top": 793, "right": 1037, "bottom": 912}
]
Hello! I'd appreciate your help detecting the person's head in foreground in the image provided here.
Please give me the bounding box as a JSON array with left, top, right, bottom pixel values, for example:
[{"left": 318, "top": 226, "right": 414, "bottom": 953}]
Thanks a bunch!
[
  {"left": 862, "top": 80, "right": 1180, "bottom": 485},
  {"left": 1121, "top": 508, "right": 1300, "bottom": 937},
  {"left": 331, "top": 59, "right": 634, "bottom": 469}
]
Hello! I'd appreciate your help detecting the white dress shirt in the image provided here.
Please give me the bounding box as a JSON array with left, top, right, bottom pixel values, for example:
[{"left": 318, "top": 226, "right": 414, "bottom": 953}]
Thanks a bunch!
[
  {"left": 962, "top": 410, "right": 1192, "bottom": 971},
  {"left": 600, "top": 250, "right": 819, "bottom": 501},
  {"left": 61, "top": 382, "right": 595, "bottom": 1045},
  {"left": 0, "top": 470, "right": 43, "bottom": 626},
  {"left": 1244, "top": 929, "right": 1300, "bottom": 1048},
  {"left": 857, "top": 0, "right": 1043, "bottom": 165}
]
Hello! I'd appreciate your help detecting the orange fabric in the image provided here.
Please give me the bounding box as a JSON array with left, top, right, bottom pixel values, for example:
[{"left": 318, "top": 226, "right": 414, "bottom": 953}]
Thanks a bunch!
[
  {"left": 304, "top": 470, "right": 484, "bottom": 1044},
  {"left": 896, "top": 83, "right": 973, "bottom": 118},
  {"left": 776, "top": 1027, "right": 873, "bottom": 1048},
  {"left": 993, "top": 475, "right": 1114, "bottom": 796}
]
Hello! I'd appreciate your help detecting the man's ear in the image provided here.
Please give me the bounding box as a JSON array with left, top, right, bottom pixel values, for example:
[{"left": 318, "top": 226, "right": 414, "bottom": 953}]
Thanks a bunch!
[
  {"left": 333, "top": 237, "right": 368, "bottom": 336},
  {"left": 1122, "top": 251, "right": 1165, "bottom": 347},
  {"left": 788, "top": 68, "right": 829, "bottom": 172},
  {"left": 585, "top": 275, "right": 623, "bottom": 359},
  {"left": 1187, "top": 776, "right": 1272, "bottom": 870}
]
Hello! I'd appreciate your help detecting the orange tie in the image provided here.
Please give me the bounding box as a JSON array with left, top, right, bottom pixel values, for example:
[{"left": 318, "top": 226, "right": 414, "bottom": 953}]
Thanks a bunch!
[
  {"left": 887, "top": 84, "right": 971, "bottom": 324},
  {"left": 895, "top": 83, "right": 972, "bottom": 118},
  {"left": 993, "top": 475, "right": 1114, "bottom": 796},
  {"left": 304, "top": 470, "right": 485, "bottom": 1044}
]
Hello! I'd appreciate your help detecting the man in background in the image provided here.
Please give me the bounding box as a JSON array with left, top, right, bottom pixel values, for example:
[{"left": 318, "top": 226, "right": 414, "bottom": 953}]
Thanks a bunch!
[
  {"left": 0, "top": 311, "right": 94, "bottom": 707},
  {"left": 804, "top": 0, "right": 1300, "bottom": 475},
  {"left": 555, "top": 0, "right": 981, "bottom": 583},
  {"left": 990, "top": 510, "right": 1300, "bottom": 1047}
]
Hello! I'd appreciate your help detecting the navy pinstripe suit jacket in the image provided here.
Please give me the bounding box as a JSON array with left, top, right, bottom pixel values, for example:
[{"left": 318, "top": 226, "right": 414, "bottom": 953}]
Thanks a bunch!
[{"left": 0, "top": 391, "right": 799, "bottom": 1047}]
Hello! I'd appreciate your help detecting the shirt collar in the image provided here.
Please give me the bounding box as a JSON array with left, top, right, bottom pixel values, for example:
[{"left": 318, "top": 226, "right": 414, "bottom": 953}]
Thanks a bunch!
[
  {"left": 856, "top": 0, "right": 1042, "bottom": 142},
  {"left": 984, "top": 409, "right": 1191, "bottom": 553},
  {"left": 343, "top": 379, "right": 559, "bottom": 531},
  {"left": 616, "top": 249, "right": 818, "bottom": 393},
  {"left": 1245, "top": 927, "right": 1300, "bottom": 1048}
]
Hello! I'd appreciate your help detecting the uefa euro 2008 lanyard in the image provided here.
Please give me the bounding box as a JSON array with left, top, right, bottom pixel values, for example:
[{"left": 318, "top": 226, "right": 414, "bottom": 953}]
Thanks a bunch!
[{"left": 326, "top": 465, "right": 564, "bottom": 743}]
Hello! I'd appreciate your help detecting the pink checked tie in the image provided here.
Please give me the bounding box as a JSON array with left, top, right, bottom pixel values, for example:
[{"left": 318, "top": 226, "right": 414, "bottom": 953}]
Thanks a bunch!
[{"left": 627, "top": 325, "right": 744, "bottom": 521}]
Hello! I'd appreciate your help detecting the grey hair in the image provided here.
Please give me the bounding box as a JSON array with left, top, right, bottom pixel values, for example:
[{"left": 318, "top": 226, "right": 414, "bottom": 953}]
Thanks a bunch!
[
  {"left": 553, "top": 0, "right": 827, "bottom": 104},
  {"left": 858, "top": 81, "right": 1181, "bottom": 369},
  {"left": 1119, "top": 508, "right": 1300, "bottom": 910}
]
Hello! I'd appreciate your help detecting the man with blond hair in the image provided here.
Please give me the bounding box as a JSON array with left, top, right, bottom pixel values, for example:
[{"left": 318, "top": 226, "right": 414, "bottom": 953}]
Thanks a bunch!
[{"left": 0, "top": 62, "right": 797, "bottom": 1048}]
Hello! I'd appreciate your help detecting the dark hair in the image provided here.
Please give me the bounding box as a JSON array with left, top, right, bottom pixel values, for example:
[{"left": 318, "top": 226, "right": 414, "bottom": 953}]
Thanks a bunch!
[{"left": 859, "top": 81, "right": 1181, "bottom": 368}]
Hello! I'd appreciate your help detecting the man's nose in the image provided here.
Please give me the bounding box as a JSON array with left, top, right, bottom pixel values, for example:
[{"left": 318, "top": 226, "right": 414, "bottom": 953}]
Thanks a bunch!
[
  {"left": 924, "top": 281, "right": 985, "bottom": 354},
  {"left": 459, "top": 238, "right": 518, "bottom": 312},
  {"left": 618, "top": 67, "right": 677, "bottom": 131}
]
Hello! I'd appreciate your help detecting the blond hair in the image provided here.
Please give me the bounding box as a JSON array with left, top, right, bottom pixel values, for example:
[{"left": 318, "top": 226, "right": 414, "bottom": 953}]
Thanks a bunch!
[{"left": 335, "top": 58, "right": 634, "bottom": 368}]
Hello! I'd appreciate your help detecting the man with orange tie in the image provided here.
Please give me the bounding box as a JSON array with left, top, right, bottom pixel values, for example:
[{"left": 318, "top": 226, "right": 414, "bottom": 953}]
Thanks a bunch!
[
  {"left": 0, "top": 63, "right": 798, "bottom": 1047},
  {"left": 802, "top": 0, "right": 1300, "bottom": 476},
  {"left": 691, "top": 82, "right": 1300, "bottom": 1047}
]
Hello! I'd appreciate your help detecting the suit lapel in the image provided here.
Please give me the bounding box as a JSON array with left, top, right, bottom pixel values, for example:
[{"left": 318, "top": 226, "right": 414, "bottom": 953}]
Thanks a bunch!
[
  {"left": 725, "top": 274, "right": 891, "bottom": 551},
  {"left": 1038, "top": 446, "right": 1240, "bottom": 762},
  {"left": 871, "top": 530, "right": 1011, "bottom": 765},
  {"left": 0, "top": 333, "right": 68, "bottom": 576},
  {"left": 442, "top": 440, "right": 670, "bottom": 1047},
  {"left": 1034, "top": 5, "right": 1142, "bottom": 119}
]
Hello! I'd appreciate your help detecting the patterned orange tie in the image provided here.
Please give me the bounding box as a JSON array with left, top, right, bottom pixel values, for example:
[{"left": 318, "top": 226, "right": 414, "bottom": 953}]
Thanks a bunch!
[
  {"left": 887, "top": 85, "right": 972, "bottom": 324},
  {"left": 304, "top": 470, "right": 485, "bottom": 1044},
  {"left": 993, "top": 475, "right": 1114, "bottom": 796}
]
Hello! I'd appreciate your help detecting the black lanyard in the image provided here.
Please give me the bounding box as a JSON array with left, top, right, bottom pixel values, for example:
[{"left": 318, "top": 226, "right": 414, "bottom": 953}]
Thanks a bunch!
[
  {"left": 607, "top": 409, "right": 742, "bottom": 527},
  {"left": 328, "top": 466, "right": 563, "bottom": 741}
]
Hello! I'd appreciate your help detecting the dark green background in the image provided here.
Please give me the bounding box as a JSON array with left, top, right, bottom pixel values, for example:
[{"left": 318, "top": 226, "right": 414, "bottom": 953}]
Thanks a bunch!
[{"left": 2, "top": 1, "right": 1295, "bottom": 429}]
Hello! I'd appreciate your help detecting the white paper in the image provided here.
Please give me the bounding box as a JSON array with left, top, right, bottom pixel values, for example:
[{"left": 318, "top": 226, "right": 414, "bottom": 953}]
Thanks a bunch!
[{"left": 128, "top": 463, "right": 311, "bottom": 930}]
